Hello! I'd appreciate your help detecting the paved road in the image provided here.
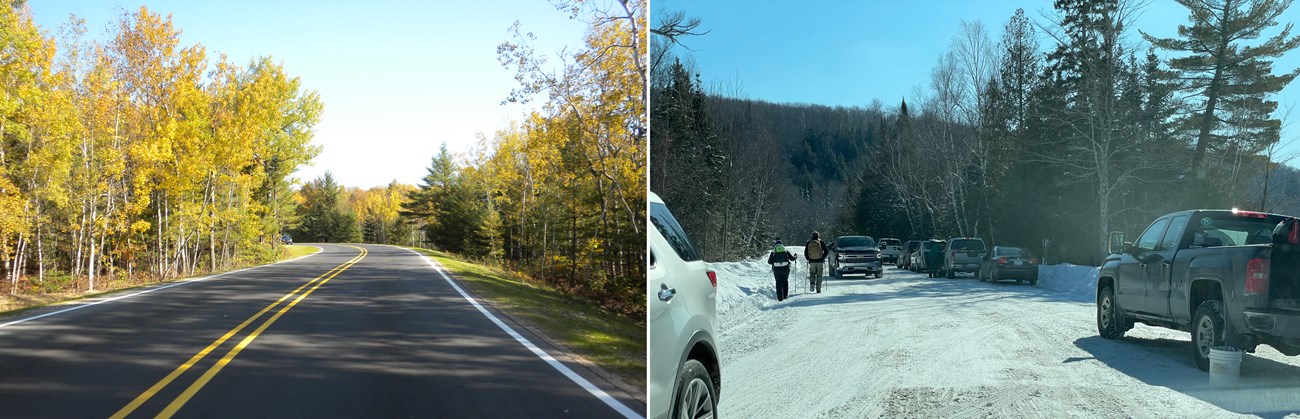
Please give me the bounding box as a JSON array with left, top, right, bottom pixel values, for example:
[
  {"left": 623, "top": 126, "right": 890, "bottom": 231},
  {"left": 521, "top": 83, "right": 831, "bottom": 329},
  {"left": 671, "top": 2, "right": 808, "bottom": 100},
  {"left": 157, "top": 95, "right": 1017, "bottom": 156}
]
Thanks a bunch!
[{"left": 0, "top": 244, "right": 642, "bottom": 418}]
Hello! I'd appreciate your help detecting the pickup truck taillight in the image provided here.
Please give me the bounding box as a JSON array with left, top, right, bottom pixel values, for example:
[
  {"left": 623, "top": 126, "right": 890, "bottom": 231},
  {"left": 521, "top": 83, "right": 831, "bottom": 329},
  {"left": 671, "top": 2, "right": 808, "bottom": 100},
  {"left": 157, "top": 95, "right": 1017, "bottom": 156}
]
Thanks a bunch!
[
  {"left": 997, "top": 257, "right": 1008, "bottom": 264},
  {"left": 1029, "top": 257, "right": 1038, "bottom": 265},
  {"left": 706, "top": 270, "right": 718, "bottom": 287},
  {"left": 1246, "top": 257, "right": 1269, "bottom": 295}
]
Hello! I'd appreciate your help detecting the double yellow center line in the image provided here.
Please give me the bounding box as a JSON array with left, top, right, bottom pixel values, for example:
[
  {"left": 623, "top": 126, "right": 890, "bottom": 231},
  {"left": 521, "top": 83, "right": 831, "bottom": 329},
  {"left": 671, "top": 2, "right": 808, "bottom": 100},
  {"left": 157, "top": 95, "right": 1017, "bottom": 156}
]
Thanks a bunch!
[{"left": 112, "top": 245, "right": 367, "bottom": 419}]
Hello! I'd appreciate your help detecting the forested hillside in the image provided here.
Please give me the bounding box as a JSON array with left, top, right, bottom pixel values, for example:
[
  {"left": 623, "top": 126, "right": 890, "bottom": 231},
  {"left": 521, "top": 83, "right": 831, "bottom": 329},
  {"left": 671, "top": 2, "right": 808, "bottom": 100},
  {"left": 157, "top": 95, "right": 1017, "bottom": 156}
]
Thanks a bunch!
[
  {"left": 653, "top": 1, "right": 1300, "bottom": 264},
  {"left": 0, "top": 5, "right": 320, "bottom": 293}
]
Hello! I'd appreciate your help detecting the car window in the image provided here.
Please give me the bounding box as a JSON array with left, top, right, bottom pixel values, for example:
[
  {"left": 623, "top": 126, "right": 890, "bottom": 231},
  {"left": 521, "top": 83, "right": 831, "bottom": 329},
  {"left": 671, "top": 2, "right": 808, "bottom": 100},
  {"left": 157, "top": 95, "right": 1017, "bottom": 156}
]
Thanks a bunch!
[
  {"left": 837, "top": 237, "right": 875, "bottom": 248},
  {"left": 996, "top": 247, "right": 1026, "bottom": 256},
  {"left": 1136, "top": 217, "right": 1171, "bottom": 251},
  {"left": 1194, "top": 215, "right": 1279, "bottom": 247},
  {"left": 1159, "top": 215, "right": 1188, "bottom": 251},
  {"left": 650, "top": 202, "right": 702, "bottom": 262},
  {"left": 950, "top": 239, "right": 985, "bottom": 251}
]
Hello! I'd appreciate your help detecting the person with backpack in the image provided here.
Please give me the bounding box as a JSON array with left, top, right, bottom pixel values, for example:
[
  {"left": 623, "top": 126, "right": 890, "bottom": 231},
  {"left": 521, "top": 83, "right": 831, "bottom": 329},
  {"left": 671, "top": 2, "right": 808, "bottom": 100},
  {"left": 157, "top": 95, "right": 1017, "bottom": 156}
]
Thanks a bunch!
[
  {"left": 804, "top": 231, "right": 827, "bottom": 293},
  {"left": 768, "top": 239, "right": 797, "bottom": 301}
]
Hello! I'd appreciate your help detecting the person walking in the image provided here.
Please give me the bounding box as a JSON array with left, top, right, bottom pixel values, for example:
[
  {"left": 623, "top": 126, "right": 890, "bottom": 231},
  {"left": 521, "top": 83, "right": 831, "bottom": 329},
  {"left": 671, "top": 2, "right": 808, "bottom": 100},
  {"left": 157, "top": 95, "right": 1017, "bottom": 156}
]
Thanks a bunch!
[
  {"left": 768, "top": 239, "right": 797, "bottom": 301},
  {"left": 805, "top": 231, "right": 827, "bottom": 293}
]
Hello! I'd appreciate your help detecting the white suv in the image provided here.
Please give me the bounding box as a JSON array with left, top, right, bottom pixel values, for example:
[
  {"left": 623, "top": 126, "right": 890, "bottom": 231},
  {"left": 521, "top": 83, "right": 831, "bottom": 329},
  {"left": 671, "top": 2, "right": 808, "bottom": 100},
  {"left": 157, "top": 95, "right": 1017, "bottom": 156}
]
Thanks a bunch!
[{"left": 648, "top": 192, "right": 719, "bottom": 419}]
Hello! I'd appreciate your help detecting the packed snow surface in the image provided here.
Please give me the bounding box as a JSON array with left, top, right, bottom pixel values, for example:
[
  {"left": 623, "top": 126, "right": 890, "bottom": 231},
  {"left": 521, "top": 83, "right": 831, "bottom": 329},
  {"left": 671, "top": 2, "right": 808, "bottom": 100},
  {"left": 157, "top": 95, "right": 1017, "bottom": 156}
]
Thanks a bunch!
[{"left": 711, "top": 250, "right": 1300, "bottom": 418}]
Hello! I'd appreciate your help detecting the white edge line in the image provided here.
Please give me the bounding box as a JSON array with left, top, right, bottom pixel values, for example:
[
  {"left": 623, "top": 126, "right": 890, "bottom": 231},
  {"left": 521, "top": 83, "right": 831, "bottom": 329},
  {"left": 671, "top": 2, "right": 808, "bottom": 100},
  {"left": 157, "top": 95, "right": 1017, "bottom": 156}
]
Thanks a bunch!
[
  {"left": 0, "top": 245, "right": 325, "bottom": 329},
  {"left": 405, "top": 248, "right": 644, "bottom": 419}
]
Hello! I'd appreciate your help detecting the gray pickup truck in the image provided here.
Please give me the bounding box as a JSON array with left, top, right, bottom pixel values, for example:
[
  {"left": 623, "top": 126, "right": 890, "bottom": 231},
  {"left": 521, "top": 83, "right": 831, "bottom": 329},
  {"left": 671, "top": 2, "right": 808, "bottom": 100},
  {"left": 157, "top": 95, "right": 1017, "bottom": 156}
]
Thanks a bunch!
[{"left": 1098, "top": 209, "right": 1300, "bottom": 370}]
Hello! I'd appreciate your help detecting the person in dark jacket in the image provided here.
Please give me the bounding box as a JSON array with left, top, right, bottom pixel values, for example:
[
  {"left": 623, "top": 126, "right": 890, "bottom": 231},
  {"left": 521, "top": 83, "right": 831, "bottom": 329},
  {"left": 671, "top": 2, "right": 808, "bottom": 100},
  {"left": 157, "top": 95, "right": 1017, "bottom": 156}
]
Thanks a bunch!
[
  {"left": 768, "top": 239, "right": 798, "bottom": 301},
  {"left": 804, "top": 231, "right": 827, "bottom": 293}
]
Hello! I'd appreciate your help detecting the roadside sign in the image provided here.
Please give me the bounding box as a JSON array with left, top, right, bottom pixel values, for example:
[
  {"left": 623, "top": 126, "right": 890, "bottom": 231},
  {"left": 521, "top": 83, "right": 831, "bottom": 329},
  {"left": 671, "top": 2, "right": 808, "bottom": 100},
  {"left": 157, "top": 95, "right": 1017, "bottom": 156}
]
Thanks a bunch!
[{"left": 1042, "top": 238, "right": 1052, "bottom": 248}]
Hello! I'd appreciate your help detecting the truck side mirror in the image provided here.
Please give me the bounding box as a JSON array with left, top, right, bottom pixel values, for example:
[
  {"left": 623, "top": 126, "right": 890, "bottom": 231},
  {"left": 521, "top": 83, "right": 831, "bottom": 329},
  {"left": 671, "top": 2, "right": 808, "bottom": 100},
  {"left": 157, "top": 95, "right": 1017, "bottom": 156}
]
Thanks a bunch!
[{"left": 1107, "top": 231, "right": 1126, "bottom": 254}]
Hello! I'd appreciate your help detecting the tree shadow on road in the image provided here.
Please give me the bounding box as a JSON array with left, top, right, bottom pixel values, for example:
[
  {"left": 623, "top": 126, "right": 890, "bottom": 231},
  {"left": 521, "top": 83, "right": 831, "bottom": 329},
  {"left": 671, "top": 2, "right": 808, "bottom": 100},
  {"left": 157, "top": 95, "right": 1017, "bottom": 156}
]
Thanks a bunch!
[
  {"left": 1075, "top": 334, "right": 1300, "bottom": 418},
  {"left": 760, "top": 271, "right": 1090, "bottom": 312}
]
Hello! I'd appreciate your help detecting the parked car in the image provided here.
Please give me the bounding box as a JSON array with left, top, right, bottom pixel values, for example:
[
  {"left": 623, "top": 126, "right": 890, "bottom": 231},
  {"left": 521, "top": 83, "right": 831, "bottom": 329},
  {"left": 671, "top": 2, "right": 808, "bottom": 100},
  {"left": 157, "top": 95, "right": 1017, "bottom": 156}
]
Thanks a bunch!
[
  {"left": 978, "top": 246, "right": 1039, "bottom": 285},
  {"left": 900, "top": 240, "right": 922, "bottom": 270},
  {"left": 878, "top": 238, "right": 903, "bottom": 265},
  {"left": 917, "top": 239, "right": 946, "bottom": 276},
  {"left": 1098, "top": 209, "right": 1300, "bottom": 371},
  {"left": 829, "top": 235, "right": 883, "bottom": 279},
  {"left": 941, "top": 237, "right": 987, "bottom": 278},
  {"left": 648, "top": 192, "right": 720, "bottom": 418}
]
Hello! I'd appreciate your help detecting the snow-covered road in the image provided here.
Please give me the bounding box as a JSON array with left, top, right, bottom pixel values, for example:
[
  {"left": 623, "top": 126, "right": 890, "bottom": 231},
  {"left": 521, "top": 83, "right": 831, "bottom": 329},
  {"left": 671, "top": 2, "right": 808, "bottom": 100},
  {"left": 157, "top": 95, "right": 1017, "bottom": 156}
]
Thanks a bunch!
[{"left": 714, "top": 249, "right": 1300, "bottom": 418}]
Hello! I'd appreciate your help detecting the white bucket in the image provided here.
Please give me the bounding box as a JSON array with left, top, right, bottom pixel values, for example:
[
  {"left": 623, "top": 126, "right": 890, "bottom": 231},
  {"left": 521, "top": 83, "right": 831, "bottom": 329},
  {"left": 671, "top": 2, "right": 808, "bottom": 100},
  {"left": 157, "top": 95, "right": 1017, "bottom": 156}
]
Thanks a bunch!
[{"left": 1208, "top": 346, "right": 1242, "bottom": 386}]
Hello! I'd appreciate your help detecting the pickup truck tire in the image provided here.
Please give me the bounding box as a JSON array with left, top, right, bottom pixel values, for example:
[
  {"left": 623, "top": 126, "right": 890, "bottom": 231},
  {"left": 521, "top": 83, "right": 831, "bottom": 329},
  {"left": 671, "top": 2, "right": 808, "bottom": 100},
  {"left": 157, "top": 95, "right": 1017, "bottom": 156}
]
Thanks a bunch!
[
  {"left": 1098, "top": 286, "right": 1126, "bottom": 339},
  {"left": 1191, "top": 300, "right": 1227, "bottom": 372},
  {"left": 875, "top": 272, "right": 883, "bottom": 279}
]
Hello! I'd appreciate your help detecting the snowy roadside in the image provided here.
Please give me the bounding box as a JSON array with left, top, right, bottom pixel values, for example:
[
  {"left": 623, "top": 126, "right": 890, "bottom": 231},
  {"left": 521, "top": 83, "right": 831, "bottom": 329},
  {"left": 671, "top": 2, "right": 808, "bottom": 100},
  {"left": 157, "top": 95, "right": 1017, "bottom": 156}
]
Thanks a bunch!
[{"left": 709, "top": 257, "right": 1300, "bottom": 418}]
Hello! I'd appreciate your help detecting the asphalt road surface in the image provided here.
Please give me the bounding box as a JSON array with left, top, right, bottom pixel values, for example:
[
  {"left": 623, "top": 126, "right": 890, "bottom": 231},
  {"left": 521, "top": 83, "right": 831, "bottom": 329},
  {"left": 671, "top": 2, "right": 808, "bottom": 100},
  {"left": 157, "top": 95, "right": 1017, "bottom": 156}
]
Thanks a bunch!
[{"left": 0, "top": 244, "right": 642, "bottom": 418}]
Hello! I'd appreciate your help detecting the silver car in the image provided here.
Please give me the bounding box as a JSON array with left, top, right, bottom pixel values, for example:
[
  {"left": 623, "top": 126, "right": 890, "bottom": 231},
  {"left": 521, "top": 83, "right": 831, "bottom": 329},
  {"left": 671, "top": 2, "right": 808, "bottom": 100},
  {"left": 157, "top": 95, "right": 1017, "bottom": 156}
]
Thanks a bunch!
[
  {"left": 648, "top": 192, "right": 720, "bottom": 419},
  {"left": 941, "top": 237, "right": 987, "bottom": 278}
]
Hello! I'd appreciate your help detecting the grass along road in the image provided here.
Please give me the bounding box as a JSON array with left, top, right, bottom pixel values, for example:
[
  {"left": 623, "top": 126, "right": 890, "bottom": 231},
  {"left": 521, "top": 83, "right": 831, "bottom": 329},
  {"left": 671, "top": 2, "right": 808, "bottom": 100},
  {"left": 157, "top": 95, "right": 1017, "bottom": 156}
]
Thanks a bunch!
[
  {"left": 0, "top": 245, "right": 322, "bottom": 315},
  {"left": 411, "top": 247, "right": 646, "bottom": 392}
]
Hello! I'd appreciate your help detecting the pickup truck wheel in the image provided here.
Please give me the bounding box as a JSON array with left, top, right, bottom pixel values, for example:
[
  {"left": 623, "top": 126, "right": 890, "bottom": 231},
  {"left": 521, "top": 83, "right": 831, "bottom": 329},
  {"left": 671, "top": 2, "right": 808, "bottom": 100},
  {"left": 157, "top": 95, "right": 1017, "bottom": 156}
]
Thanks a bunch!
[
  {"left": 1191, "top": 300, "right": 1227, "bottom": 372},
  {"left": 1097, "top": 286, "right": 1125, "bottom": 339}
]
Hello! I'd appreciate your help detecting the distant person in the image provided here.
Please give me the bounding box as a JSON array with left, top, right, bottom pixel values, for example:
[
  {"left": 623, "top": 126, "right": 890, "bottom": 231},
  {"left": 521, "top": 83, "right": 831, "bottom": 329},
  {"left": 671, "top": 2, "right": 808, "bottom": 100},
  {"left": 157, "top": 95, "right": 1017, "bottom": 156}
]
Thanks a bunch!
[
  {"left": 767, "top": 239, "right": 797, "bottom": 301},
  {"left": 804, "top": 231, "right": 827, "bottom": 293}
]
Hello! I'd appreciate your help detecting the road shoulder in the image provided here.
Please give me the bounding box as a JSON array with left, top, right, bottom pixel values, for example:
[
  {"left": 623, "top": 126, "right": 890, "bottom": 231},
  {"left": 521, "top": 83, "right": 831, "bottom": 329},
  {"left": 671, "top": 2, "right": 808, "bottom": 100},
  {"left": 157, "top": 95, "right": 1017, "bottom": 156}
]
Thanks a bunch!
[{"left": 405, "top": 247, "right": 647, "bottom": 410}]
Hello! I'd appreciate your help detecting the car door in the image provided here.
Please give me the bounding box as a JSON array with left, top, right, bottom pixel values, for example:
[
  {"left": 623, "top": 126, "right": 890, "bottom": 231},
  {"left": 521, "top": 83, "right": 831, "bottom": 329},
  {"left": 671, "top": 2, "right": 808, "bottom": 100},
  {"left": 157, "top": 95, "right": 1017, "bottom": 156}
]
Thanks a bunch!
[
  {"left": 1142, "top": 215, "right": 1187, "bottom": 318},
  {"left": 647, "top": 235, "right": 675, "bottom": 415},
  {"left": 648, "top": 201, "right": 710, "bottom": 416},
  {"left": 1120, "top": 217, "right": 1171, "bottom": 314}
]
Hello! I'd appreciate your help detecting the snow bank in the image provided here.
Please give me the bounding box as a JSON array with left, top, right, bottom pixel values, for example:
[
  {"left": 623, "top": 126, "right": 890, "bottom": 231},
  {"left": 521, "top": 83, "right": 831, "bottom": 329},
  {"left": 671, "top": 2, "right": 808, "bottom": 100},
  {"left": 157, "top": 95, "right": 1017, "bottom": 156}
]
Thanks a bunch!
[
  {"left": 710, "top": 246, "right": 804, "bottom": 331},
  {"left": 1035, "top": 263, "right": 1100, "bottom": 301}
]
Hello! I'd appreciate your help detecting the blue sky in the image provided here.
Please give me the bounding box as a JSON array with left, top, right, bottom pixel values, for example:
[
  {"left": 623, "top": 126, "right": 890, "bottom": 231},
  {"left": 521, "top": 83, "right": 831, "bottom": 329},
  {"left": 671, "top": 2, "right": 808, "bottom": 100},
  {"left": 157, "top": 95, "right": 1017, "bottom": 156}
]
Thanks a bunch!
[
  {"left": 657, "top": 0, "right": 1300, "bottom": 159},
  {"left": 29, "top": 1, "right": 589, "bottom": 188}
]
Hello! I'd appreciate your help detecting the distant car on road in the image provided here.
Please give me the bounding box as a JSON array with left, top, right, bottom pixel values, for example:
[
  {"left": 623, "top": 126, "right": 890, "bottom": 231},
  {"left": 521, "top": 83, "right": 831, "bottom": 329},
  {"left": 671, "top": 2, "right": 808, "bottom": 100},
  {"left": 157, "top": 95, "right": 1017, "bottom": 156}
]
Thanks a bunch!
[
  {"left": 978, "top": 246, "right": 1039, "bottom": 285},
  {"left": 878, "top": 238, "right": 903, "bottom": 265},
  {"left": 648, "top": 192, "right": 719, "bottom": 419},
  {"left": 829, "top": 235, "right": 883, "bottom": 279},
  {"left": 941, "top": 237, "right": 986, "bottom": 279},
  {"left": 281, "top": 234, "right": 293, "bottom": 245}
]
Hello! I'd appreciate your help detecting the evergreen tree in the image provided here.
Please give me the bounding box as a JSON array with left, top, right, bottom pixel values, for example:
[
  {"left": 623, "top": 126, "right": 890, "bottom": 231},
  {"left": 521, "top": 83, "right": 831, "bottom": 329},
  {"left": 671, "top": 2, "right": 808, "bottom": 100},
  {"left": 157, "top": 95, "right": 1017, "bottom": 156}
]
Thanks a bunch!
[
  {"left": 294, "top": 172, "right": 359, "bottom": 243},
  {"left": 1143, "top": 0, "right": 1300, "bottom": 174}
]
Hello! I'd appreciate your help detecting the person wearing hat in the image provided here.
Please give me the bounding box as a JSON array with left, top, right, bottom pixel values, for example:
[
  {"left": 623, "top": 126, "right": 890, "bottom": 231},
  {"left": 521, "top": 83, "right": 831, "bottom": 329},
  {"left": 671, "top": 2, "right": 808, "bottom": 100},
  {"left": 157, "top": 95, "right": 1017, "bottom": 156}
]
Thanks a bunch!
[
  {"left": 804, "top": 231, "right": 827, "bottom": 293},
  {"left": 767, "top": 238, "right": 798, "bottom": 301}
]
